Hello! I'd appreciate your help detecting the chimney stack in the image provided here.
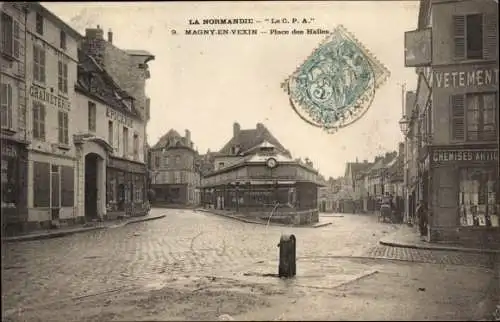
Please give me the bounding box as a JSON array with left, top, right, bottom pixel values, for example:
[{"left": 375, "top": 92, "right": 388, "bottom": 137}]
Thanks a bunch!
[
  {"left": 108, "top": 28, "right": 113, "bottom": 44},
  {"left": 233, "top": 122, "right": 240, "bottom": 137},
  {"left": 256, "top": 123, "right": 264, "bottom": 131},
  {"left": 85, "top": 25, "right": 104, "bottom": 40},
  {"left": 185, "top": 129, "right": 191, "bottom": 146}
]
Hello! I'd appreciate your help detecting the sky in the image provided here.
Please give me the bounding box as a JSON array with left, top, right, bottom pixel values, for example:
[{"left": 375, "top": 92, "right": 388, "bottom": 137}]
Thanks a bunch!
[{"left": 44, "top": 1, "right": 419, "bottom": 179}]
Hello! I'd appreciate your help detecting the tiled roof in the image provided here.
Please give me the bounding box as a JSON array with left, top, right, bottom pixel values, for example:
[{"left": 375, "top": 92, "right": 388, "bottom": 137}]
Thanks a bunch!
[
  {"left": 346, "top": 162, "right": 373, "bottom": 178},
  {"left": 76, "top": 50, "right": 140, "bottom": 119},
  {"left": 151, "top": 129, "right": 193, "bottom": 150},
  {"left": 219, "top": 124, "right": 290, "bottom": 156}
]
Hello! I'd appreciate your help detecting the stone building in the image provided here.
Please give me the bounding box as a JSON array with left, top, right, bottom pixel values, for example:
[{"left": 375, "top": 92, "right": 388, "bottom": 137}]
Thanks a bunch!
[
  {"left": 22, "top": 3, "right": 82, "bottom": 231},
  {"left": 74, "top": 49, "right": 149, "bottom": 221},
  {"left": 149, "top": 129, "right": 201, "bottom": 207},
  {"left": 1, "top": 2, "right": 29, "bottom": 234},
  {"left": 200, "top": 122, "right": 323, "bottom": 225},
  {"left": 405, "top": 0, "right": 498, "bottom": 247}
]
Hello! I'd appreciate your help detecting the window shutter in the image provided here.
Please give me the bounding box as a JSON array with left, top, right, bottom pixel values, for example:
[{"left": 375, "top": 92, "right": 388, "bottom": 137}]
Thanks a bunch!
[
  {"left": 40, "top": 105, "right": 46, "bottom": 140},
  {"left": 7, "top": 84, "right": 12, "bottom": 128},
  {"left": 453, "top": 15, "right": 466, "bottom": 60},
  {"left": 40, "top": 49, "right": 46, "bottom": 83},
  {"left": 63, "top": 63, "right": 68, "bottom": 93},
  {"left": 58, "top": 110, "right": 63, "bottom": 143},
  {"left": 64, "top": 112, "right": 69, "bottom": 144},
  {"left": 33, "top": 46, "right": 39, "bottom": 81},
  {"left": 483, "top": 13, "right": 498, "bottom": 60},
  {"left": 13, "top": 20, "right": 20, "bottom": 58},
  {"left": 451, "top": 94, "right": 465, "bottom": 141},
  {"left": 58, "top": 61, "right": 62, "bottom": 91}
]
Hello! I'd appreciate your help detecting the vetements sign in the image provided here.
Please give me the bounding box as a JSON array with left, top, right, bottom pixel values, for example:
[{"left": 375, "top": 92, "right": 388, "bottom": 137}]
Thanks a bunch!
[
  {"left": 432, "top": 150, "right": 497, "bottom": 162},
  {"left": 433, "top": 68, "right": 499, "bottom": 89}
]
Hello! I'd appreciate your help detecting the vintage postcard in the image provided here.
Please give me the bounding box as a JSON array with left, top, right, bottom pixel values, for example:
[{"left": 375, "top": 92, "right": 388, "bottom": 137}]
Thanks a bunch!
[{"left": 1, "top": 1, "right": 499, "bottom": 321}]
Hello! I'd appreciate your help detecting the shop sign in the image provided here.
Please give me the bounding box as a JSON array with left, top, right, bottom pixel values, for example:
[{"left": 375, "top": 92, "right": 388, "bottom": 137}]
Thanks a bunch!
[
  {"left": 404, "top": 28, "right": 432, "bottom": 67},
  {"left": 107, "top": 157, "right": 145, "bottom": 173},
  {"left": 106, "top": 107, "right": 133, "bottom": 127},
  {"left": 433, "top": 68, "right": 499, "bottom": 89},
  {"left": 1, "top": 143, "right": 17, "bottom": 158},
  {"left": 432, "top": 149, "right": 498, "bottom": 163},
  {"left": 30, "top": 85, "right": 70, "bottom": 110}
]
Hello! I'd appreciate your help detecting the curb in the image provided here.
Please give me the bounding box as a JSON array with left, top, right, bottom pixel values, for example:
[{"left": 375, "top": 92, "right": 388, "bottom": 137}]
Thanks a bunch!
[
  {"left": 2, "top": 214, "right": 166, "bottom": 243},
  {"left": 196, "top": 209, "right": 331, "bottom": 228},
  {"left": 379, "top": 239, "right": 500, "bottom": 255}
]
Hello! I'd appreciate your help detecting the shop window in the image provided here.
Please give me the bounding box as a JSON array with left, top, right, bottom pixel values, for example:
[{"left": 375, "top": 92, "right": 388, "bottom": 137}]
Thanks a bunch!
[
  {"left": 61, "top": 166, "right": 74, "bottom": 207},
  {"left": 459, "top": 168, "right": 498, "bottom": 227},
  {"left": 1, "top": 156, "right": 17, "bottom": 208},
  {"left": 33, "top": 161, "right": 50, "bottom": 207},
  {"left": 1, "top": 83, "right": 13, "bottom": 129}
]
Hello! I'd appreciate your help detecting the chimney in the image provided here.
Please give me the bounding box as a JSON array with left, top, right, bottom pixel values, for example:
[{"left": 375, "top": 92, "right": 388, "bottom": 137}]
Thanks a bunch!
[
  {"left": 233, "top": 122, "right": 240, "bottom": 137},
  {"left": 185, "top": 129, "right": 191, "bottom": 145},
  {"left": 85, "top": 25, "right": 104, "bottom": 40},
  {"left": 108, "top": 28, "right": 113, "bottom": 44},
  {"left": 256, "top": 123, "right": 265, "bottom": 131}
]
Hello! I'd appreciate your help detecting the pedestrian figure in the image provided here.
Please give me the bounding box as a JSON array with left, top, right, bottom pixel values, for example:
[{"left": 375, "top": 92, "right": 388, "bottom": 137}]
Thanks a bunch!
[{"left": 417, "top": 201, "right": 428, "bottom": 237}]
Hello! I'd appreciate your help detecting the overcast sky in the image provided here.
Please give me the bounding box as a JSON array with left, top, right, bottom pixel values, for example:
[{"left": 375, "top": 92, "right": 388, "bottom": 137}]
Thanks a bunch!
[{"left": 44, "top": 1, "right": 419, "bottom": 178}]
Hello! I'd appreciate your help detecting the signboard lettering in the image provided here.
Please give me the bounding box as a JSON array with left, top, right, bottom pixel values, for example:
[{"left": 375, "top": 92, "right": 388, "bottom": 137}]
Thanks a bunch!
[
  {"left": 432, "top": 150, "right": 497, "bottom": 162},
  {"left": 30, "top": 85, "right": 70, "bottom": 110},
  {"left": 106, "top": 107, "right": 133, "bottom": 128},
  {"left": 404, "top": 28, "right": 432, "bottom": 67},
  {"left": 1, "top": 144, "right": 17, "bottom": 158},
  {"left": 433, "top": 68, "right": 499, "bottom": 89}
]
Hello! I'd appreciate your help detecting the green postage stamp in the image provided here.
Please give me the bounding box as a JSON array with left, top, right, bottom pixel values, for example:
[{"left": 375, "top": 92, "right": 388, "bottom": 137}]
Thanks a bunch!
[{"left": 282, "top": 25, "right": 390, "bottom": 133}]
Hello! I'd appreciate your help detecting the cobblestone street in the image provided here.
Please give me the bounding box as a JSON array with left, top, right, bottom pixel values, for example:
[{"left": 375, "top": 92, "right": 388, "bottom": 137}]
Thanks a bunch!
[{"left": 2, "top": 209, "right": 498, "bottom": 321}]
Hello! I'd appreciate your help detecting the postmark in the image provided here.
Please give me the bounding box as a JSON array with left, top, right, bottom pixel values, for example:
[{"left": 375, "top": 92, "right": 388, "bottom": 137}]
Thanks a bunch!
[{"left": 282, "top": 25, "right": 390, "bottom": 133}]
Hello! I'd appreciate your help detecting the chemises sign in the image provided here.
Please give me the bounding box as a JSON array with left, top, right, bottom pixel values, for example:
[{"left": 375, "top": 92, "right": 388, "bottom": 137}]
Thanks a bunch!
[
  {"left": 30, "top": 86, "right": 70, "bottom": 110},
  {"left": 432, "top": 149, "right": 498, "bottom": 163},
  {"left": 106, "top": 107, "right": 133, "bottom": 128},
  {"left": 433, "top": 68, "right": 499, "bottom": 89}
]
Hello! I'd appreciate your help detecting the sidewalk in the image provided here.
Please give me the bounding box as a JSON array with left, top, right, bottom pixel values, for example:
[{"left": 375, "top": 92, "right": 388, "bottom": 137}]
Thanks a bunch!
[
  {"left": 195, "top": 208, "right": 333, "bottom": 228},
  {"left": 380, "top": 224, "right": 500, "bottom": 255},
  {"left": 2, "top": 213, "right": 166, "bottom": 243}
]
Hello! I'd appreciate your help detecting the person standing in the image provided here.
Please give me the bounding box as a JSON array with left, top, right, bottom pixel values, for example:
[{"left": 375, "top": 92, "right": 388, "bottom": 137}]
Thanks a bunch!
[{"left": 417, "top": 201, "right": 428, "bottom": 237}]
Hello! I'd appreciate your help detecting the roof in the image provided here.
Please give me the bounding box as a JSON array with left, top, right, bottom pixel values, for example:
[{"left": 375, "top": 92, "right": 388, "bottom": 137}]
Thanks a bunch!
[
  {"left": 30, "top": 3, "right": 83, "bottom": 41},
  {"left": 151, "top": 129, "right": 193, "bottom": 151},
  {"left": 125, "top": 49, "right": 154, "bottom": 57},
  {"left": 345, "top": 162, "right": 373, "bottom": 179},
  {"left": 75, "top": 50, "right": 141, "bottom": 120},
  {"left": 219, "top": 124, "right": 290, "bottom": 157}
]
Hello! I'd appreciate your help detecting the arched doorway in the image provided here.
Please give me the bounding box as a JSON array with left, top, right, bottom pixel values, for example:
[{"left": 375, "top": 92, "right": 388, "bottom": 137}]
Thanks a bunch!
[{"left": 85, "top": 153, "right": 101, "bottom": 220}]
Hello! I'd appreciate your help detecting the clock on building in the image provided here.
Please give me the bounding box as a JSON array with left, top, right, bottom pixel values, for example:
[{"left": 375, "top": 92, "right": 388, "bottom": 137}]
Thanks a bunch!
[{"left": 266, "top": 157, "right": 278, "bottom": 169}]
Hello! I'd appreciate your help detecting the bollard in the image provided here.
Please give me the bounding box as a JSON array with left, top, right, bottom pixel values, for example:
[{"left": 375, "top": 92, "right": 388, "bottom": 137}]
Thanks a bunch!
[{"left": 277, "top": 234, "right": 296, "bottom": 278}]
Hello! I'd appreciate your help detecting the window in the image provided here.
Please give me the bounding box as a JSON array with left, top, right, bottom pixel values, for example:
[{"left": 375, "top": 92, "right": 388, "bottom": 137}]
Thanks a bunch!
[
  {"left": 57, "top": 110, "right": 69, "bottom": 145},
  {"left": 154, "top": 155, "right": 160, "bottom": 168},
  {"left": 133, "top": 133, "right": 139, "bottom": 159},
  {"left": 174, "top": 171, "right": 180, "bottom": 183},
  {"left": 451, "top": 93, "right": 497, "bottom": 141},
  {"left": 60, "top": 166, "right": 74, "bottom": 207},
  {"left": 87, "top": 101, "right": 96, "bottom": 132},
  {"left": 108, "top": 121, "right": 114, "bottom": 147},
  {"left": 1, "top": 83, "right": 12, "bottom": 129},
  {"left": 175, "top": 155, "right": 180, "bottom": 165},
  {"left": 164, "top": 156, "right": 170, "bottom": 167},
  {"left": 218, "top": 162, "right": 225, "bottom": 169},
  {"left": 60, "top": 30, "right": 66, "bottom": 50},
  {"left": 33, "top": 161, "right": 50, "bottom": 207},
  {"left": 32, "top": 102, "right": 46, "bottom": 141},
  {"left": 33, "top": 45, "right": 46, "bottom": 83},
  {"left": 453, "top": 14, "right": 483, "bottom": 60},
  {"left": 459, "top": 168, "right": 498, "bottom": 227},
  {"left": 1, "top": 12, "right": 20, "bottom": 58},
  {"left": 123, "top": 127, "right": 129, "bottom": 157},
  {"left": 35, "top": 12, "right": 44, "bottom": 35},
  {"left": 1, "top": 149, "right": 17, "bottom": 207},
  {"left": 58, "top": 61, "right": 68, "bottom": 93}
]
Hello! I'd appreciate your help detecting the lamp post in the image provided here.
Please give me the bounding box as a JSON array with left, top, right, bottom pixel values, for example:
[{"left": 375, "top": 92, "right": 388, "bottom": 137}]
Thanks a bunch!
[{"left": 399, "top": 115, "right": 410, "bottom": 224}]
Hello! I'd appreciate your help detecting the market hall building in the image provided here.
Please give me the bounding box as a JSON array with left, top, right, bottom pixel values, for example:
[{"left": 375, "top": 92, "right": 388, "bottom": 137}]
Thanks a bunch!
[
  {"left": 200, "top": 123, "right": 323, "bottom": 225},
  {"left": 404, "top": 0, "right": 499, "bottom": 247}
]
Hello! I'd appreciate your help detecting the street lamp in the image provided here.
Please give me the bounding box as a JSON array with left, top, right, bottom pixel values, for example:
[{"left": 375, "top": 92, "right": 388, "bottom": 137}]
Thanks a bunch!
[{"left": 399, "top": 116, "right": 410, "bottom": 136}]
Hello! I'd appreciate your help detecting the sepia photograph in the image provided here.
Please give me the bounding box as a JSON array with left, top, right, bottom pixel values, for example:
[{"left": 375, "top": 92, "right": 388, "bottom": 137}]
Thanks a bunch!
[{"left": 1, "top": 1, "right": 499, "bottom": 321}]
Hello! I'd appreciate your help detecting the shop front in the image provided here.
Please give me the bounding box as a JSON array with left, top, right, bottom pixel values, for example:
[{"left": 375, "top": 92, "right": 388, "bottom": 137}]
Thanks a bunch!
[
  {"left": 428, "top": 146, "right": 499, "bottom": 247},
  {"left": 201, "top": 157, "right": 322, "bottom": 225},
  {"left": 1, "top": 138, "right": 28, "bottom": 235},
  {"left": 106, "top": 156, "right": 148, "bottom": 218}
]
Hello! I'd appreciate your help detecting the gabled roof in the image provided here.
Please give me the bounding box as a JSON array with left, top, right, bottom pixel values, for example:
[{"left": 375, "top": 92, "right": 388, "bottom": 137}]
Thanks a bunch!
[
  {"left": 219, "top": 124, "right": 290, "bottom": 157},
  {"left": 345, "top": 162, "right": 373, "bottom": 179},
  {"left": 151, "top": 129, "right": 193, "bottom": 151},
  {"left": 76, "top": 50, "right": 140, "bottom": 120}
]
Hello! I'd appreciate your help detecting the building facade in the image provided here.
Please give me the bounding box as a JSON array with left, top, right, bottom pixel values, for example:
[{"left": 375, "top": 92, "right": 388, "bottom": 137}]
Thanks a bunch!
[
  {"left": 149, "top": 129, "right": 201, "bottom": 207},
  {"left": 200, "top": 122, "right": 323, "bottom": 225},
  {"left": 406, "top": 0, "right": 499, "bottom": 247},
  {"left": 1, "top": 2, "right": 29, "bottom": 234}
]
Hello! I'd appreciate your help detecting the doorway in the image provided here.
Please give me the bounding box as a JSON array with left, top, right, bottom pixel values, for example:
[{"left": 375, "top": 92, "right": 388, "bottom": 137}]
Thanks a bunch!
[
  {"left": 85, "top": 153, "right": 99, "bottom": 220},
  {"left": 320, "top": 200, "right": 327, "bottom": 212}
]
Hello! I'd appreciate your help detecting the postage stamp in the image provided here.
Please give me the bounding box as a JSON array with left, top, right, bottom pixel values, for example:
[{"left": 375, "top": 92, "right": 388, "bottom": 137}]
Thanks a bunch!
[{"left": 282, "top": 25, "right": 390, "bottom": 133}]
